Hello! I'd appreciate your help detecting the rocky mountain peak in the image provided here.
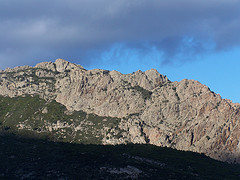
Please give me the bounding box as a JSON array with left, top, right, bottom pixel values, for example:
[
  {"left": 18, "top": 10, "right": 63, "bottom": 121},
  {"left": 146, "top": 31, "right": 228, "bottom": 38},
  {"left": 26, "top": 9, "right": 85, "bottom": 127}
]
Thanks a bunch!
[
  {"left": 0, "top": 59, "right": 240, "bottom": 163},
  {"left": 35, "top": 59, "right": 85, "bottom": 73},
  {"left": 55, "top": 58, "right": 75, "bottom": 72}
]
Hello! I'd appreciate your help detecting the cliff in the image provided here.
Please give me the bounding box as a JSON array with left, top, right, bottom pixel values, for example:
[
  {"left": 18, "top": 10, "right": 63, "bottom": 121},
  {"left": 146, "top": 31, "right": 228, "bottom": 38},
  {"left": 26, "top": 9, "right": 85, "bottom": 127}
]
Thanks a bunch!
[{"left": 0, "top": 59, "right": 239, "bottom": 163}]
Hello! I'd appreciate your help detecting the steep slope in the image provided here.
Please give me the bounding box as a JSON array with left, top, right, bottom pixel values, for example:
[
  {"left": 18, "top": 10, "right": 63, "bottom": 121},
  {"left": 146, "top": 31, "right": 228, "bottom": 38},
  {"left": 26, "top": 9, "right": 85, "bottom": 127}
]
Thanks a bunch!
[{"left": 0, "top": 59, "right": 240, "bottom": 163}]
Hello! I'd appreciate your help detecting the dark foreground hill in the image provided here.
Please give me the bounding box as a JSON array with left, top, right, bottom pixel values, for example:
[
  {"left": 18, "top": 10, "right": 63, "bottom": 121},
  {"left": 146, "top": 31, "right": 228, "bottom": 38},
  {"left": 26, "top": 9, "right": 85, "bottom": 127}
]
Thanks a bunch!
[{"left": 0, "top": 133, "right": 240, "bottom": 180}]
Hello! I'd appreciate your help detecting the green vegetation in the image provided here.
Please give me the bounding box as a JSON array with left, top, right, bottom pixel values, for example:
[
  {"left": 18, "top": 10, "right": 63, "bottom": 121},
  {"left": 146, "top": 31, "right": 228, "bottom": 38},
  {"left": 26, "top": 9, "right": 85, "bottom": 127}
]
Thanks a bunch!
[
  {"left": 121, "top": 80, "right": 152, "bottom": 100},
  {"left": 171, "top": 85, "right": 180, "bottom": 101},
  {"left": 175, "top": 92, "right": 180, "bottom": 101},
  {"left": 103, "top": 70, "right": 110, "bottom": 75},
  {"left": 215, "top": 101, "right": 221, "bottom": 109},
  {"left": 132, "top": 85, "right": 152, "bottom": 100},
  {"left": 1, "top": 68, "right": 57, "bottom": 88},
  {"left": 0, "top": 95, "right": 122, "bottom": 144},
  {"left": 206, "top": 136, "right": 211, "bottom": 140}
]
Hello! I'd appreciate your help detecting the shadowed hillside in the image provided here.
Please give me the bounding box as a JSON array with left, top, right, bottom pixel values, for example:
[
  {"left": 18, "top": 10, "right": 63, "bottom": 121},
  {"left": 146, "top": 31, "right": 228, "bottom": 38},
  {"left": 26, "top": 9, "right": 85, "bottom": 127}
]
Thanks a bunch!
[{"left": 0, "top": 133, "right": 240, "bottom": 179}]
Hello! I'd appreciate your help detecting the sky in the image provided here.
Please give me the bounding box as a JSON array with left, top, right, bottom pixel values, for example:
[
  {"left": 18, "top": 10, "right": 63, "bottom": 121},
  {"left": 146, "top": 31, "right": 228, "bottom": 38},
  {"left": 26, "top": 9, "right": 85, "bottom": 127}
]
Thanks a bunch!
[{"left": 0, "top": 0, "right": 240, "bottom": 103}]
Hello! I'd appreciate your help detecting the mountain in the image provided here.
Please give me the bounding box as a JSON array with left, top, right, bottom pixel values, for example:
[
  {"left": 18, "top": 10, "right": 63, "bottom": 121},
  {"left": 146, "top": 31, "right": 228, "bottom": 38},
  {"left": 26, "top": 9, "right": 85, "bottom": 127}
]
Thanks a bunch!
[{"left": 0, "top": 58, "right": 240, "bottom": 165}]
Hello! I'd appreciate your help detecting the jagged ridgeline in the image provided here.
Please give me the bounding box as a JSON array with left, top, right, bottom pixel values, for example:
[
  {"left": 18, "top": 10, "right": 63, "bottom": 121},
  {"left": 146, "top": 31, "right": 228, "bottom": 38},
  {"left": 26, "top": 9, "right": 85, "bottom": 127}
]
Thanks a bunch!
[{"left": 0, "top": 59, "right": 240, "bottom": 164}]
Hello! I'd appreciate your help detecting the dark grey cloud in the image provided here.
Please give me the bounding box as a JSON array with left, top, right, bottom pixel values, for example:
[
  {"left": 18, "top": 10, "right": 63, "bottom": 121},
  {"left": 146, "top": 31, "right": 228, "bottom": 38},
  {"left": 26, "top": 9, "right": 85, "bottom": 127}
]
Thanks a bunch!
[{"left": 0, "top": 0, "right": 240, "bottom": 69}]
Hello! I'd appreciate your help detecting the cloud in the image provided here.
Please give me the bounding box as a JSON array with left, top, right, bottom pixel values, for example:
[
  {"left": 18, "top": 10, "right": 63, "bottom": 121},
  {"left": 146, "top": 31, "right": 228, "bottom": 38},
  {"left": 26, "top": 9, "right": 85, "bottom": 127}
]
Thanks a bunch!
[{"left": 0, "top": 0, "right": 240, "bottom": 69}]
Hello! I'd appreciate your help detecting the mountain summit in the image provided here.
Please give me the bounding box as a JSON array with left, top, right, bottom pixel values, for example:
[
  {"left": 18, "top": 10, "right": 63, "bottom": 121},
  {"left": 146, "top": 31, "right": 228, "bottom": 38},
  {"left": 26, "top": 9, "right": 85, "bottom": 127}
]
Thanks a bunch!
[{"left": 0, "top": 59, "right": 239, "bottom": 163}]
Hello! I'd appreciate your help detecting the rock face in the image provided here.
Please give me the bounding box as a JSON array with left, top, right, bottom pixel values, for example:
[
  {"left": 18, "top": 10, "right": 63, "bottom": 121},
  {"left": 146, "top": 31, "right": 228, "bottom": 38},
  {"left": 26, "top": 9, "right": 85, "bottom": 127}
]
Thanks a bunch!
[{"left": 0, "top": 59, "right": 240, "bottom": 163}]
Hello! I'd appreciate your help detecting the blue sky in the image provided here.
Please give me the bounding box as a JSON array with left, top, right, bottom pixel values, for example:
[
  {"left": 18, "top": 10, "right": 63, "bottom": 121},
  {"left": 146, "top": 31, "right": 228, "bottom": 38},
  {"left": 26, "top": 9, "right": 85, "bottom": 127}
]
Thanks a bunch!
[
  {"left": 86, "top": 43, "right": 240, "bottom": 103},
  {"left": 0, "top": 0, "right": 240, "bottom": 103}
]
